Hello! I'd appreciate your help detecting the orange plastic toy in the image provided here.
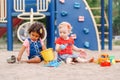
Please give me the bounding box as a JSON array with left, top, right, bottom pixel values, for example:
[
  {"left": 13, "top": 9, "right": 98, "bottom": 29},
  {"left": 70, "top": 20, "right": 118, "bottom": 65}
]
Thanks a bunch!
[
  {"left": 100, "top": 61, "right": 111, "bottom": 67},
  {"left": 97, "top": 53, "right": 110, "bottom": 64}
]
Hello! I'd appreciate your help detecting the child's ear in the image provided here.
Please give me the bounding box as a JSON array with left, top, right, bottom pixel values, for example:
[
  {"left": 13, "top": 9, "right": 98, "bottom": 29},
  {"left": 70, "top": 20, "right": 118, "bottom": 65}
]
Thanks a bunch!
[{"left": 67, "top": 23, "right": 72, "bottom": 30}]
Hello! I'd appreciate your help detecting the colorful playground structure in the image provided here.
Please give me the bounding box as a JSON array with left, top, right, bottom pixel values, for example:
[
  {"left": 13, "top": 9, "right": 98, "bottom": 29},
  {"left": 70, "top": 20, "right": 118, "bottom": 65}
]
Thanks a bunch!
[{"left": 0, "top": 0, "right": 112, "bottom": 51}]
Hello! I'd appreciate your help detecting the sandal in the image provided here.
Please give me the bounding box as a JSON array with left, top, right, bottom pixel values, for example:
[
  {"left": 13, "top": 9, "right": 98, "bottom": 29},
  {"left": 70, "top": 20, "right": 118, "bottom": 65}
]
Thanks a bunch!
[{"left": 7, "top": 55, "right": 16, "bottom": 63}]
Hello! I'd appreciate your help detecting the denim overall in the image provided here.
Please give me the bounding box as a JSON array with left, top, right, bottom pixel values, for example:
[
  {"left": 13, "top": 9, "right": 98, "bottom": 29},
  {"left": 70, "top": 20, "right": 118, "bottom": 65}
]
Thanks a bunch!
[{"left": 28, "top": 38, "right": 43, "bottom": 59}]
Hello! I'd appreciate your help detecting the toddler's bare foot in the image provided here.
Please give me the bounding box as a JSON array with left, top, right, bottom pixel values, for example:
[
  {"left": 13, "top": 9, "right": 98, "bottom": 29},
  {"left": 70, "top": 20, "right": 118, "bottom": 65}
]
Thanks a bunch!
[
  {"left": 17, "top": 60, "right": 27, "bottom": 63},
  {"left": 115, "top": 59, "right": 120, "bottom": 63},
  {"left": 66, "top": 61, "right": 75, "bottom": 65}
]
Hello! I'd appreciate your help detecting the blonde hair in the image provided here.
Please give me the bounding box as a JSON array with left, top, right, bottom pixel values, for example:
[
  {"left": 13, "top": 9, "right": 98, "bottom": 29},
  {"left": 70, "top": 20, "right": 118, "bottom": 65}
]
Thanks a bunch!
[{"left": 58, "top": 22, "right": 72, "bottom": 33}]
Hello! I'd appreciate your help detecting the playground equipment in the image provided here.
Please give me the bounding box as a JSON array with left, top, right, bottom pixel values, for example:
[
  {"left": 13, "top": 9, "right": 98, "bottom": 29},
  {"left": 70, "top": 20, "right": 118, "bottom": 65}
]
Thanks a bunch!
[
  {"left": 17, "top": 21, "right": 47, "bottom": 42},
  {"left": 56, "top": 0, "right": 101, "bottom": 51},
  {"left": 14, "top": 0, "right": 50, "bottom": 42},
  {"left": 0, "top": 0, "right": 112, "bottom": 51},
  {"left": 0, "top": 0, "right": 55, "bottom": 50},
  {"left": 56, "top": 0, "right": 112, "bottom": 51},
  {"left": 0, "top": 18, "right": 22, "bottom": 38}
]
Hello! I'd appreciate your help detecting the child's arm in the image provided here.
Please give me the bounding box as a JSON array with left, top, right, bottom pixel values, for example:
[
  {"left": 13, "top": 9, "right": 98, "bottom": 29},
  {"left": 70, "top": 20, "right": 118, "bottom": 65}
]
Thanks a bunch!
[
  {"left": 40, "top": 39, "right": 46, "bottom": 50},
  {"left": 17, "top": 45, "right": 26, "bottom": 61},
  {"left": 55, "top": 44, "right": 61, "bottom": 52},
  {"left": 72, "top": 45, "right": 85, "bottom": 52},
  {"left": 42, "top": 45, "right": 46, "bottom": 50}
]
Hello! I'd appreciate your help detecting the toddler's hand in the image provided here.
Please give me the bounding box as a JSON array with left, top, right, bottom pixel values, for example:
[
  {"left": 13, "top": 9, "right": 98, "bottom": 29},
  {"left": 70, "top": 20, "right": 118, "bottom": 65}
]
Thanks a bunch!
[
  {"left": 60, "top": 44, "right": 67, "bottom": 50},
  {"left": 79, "top": 49, "right": 87, "bottom": 58},
  {"left": 79, "top": 51, "right": 87, "bottom": 58},
  {"left": 17, "top": 56, "right": 21, "bottom": 62},
  {"left": 79, "top": 49, "right": 85, "bottom": 52}
]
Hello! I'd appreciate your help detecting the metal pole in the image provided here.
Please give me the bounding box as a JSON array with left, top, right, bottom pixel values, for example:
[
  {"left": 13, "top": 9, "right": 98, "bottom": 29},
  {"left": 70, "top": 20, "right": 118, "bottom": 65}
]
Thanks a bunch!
[
  {"left": 7, "top": 0, "right": 13, "bottom": 51},
  {"left": 101, "top": 0, "right": 105, "bottom": 50},
  {"left": 108, "top": 0, "right": 112, "bottom": 50},
  {"left": 47, "top": 0, "right": 55, "bottom": 48}
]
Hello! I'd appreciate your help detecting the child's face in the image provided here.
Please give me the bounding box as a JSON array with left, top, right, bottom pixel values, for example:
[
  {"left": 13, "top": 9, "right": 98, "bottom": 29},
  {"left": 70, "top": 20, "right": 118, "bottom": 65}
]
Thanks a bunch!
[
  {"left": 30, "top": 32, "right": 40, "bottom": 41},
  {"left": 59, "top": 26, "right": 70, "bottom": 39}
]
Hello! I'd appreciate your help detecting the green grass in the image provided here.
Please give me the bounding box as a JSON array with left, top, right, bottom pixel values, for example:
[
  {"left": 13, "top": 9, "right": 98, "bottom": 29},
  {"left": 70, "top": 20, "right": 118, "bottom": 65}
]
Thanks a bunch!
[{"left": 113, "top": 40, "right": 120, "bottom": 45}]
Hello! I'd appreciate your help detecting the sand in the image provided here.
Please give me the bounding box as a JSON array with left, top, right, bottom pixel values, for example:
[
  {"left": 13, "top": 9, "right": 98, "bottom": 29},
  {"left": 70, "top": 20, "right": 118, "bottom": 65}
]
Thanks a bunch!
[{"left": 0, "top": 45, "right": 120, "bottom": 80}]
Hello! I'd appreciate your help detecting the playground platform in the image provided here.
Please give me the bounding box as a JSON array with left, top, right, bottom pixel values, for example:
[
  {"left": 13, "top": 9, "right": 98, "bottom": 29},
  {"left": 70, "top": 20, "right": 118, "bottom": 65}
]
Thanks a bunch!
[{"left": 0, "top": 44, "right": 120, "bottom": 80}]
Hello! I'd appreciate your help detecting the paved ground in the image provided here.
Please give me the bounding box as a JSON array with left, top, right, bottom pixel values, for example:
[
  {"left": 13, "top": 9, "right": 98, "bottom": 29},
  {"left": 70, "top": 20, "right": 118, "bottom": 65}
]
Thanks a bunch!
[{"left": 0, "top": 44, "right": 120, "bottom": 80}]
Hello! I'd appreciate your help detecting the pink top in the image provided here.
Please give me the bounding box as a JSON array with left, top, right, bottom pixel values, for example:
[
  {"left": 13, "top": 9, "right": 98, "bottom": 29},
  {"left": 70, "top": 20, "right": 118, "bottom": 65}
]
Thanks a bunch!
[{"left": 23, "top": 38, "right": 44, "bottom": 56}]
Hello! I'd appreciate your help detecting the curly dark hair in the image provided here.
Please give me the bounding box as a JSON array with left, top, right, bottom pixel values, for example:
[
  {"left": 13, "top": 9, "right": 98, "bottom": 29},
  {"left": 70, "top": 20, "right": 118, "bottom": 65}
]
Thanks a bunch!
[{"left": 28, "top": 22, "right": 45, "bottom": 39}]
